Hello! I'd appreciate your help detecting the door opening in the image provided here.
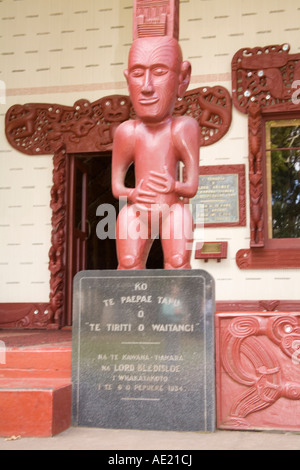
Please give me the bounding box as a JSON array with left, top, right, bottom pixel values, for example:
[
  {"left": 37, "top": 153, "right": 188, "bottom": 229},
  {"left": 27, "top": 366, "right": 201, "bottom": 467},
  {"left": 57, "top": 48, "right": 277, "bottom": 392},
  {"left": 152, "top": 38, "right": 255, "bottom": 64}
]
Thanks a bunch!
[
  {"left": 83, "top": 153, "right": 164, "bottom": 270},
  {"left": 67, "top": 153, "right": 164, "bottom": 323}
]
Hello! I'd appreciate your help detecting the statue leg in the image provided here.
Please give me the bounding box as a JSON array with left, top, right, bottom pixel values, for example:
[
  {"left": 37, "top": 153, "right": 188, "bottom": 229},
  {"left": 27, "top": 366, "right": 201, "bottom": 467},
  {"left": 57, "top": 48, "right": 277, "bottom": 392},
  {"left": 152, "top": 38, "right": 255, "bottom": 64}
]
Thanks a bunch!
[
  {"left": 160, "top": 203, "right": 193, "bottom": 269},
  {"left": 116, "top": 204, "right": 154, "bottom": 270}
]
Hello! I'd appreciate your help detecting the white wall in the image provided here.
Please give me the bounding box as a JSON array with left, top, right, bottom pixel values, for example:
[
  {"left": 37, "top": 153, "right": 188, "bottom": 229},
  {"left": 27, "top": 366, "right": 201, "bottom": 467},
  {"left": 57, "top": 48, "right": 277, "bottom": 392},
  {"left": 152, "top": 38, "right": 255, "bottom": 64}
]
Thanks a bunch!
[{"left": 0, "top": 0, "right": 299, "bottom": 302}]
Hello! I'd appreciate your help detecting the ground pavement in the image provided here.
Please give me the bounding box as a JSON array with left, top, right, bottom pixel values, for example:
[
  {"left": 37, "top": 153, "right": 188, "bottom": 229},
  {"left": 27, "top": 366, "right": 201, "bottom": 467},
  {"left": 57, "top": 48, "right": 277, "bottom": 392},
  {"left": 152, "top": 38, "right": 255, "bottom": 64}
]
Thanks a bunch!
[{"left": 0, "top": 427, "right": 300, "bottom": 451}]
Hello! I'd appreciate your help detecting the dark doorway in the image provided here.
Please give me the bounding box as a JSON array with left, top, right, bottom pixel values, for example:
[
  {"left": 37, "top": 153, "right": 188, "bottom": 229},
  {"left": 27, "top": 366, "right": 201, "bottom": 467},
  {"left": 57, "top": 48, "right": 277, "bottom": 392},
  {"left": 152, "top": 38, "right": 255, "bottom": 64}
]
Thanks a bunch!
[
  {"left": 72, "top": 153, "right": 164, "bottom": 271},
  {"left": 67, "top": 152, "right": 164, "bottom": 324}
]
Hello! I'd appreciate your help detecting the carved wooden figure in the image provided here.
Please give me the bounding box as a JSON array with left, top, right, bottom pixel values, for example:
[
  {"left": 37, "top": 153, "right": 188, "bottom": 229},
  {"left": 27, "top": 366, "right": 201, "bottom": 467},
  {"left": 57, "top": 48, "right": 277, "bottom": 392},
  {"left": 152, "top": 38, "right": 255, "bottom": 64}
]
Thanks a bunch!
[
  {"left": 112, "top": 0, "right": 200, "bottom": 270},
  {"left": 4, "top": 0, "right": 232, "bottom": 328}
]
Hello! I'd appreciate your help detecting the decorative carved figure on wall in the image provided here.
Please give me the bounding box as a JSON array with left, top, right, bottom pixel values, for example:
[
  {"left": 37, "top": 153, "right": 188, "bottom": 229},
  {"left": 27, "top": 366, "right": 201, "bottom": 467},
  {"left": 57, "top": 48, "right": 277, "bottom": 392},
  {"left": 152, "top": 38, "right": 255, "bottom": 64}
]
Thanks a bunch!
[
  {"left": 5, "top": 90, "right": 230, "bottom": 156},
  {"left": 218, "top": 314, "right": 300, "bottom": 430},
  {"left": 111, "top": 0, "right": 200, "bottom": 270},
  {"left": 232, "top": 43, "right": 300, "bottom": 113}
]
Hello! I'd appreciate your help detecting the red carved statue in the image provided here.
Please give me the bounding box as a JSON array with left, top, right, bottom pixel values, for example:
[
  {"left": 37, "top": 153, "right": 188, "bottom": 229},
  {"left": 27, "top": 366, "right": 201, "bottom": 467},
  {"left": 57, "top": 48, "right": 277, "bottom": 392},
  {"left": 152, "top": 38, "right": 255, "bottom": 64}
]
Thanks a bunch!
[
  {"left": 112, "top": 0, "right": 200, "bottom": 270},
  {"left": 4, "top": 0, "right": 232, "bottom": 327}
]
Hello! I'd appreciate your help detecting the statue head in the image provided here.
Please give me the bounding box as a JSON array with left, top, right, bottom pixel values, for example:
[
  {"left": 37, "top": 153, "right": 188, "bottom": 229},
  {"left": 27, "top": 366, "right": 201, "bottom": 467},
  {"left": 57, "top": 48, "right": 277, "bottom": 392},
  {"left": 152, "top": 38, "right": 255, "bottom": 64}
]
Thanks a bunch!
[{"left": 124, "top": 36, "right": 191, "bottom": 124}]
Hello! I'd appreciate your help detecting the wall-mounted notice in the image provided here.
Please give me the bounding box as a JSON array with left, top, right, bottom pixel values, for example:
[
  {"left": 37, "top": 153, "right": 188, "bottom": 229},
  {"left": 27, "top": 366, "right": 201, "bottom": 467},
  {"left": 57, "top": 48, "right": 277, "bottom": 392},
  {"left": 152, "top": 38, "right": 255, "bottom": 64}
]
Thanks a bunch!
[{"left": 191, "top": 165, "right": 246, "bottom": 227}]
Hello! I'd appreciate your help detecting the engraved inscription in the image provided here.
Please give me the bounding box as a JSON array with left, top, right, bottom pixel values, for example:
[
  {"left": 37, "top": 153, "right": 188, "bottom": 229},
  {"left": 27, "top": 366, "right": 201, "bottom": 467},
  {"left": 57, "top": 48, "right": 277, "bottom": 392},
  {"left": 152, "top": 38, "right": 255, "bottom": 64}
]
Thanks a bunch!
[{"left": 72, "top": 270, "right": 215, "bottom": 432}]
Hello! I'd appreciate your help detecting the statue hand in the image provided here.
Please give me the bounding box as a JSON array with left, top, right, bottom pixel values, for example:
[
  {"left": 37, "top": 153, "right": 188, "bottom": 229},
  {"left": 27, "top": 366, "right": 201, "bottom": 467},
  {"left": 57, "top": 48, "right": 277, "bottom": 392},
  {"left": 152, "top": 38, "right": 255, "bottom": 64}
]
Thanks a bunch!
[
  {"left": 128, "top": 179, "right": 157, "bottom": 207},
  {"left": 147, "top": 166, "right": 176, "bottom": 194}
]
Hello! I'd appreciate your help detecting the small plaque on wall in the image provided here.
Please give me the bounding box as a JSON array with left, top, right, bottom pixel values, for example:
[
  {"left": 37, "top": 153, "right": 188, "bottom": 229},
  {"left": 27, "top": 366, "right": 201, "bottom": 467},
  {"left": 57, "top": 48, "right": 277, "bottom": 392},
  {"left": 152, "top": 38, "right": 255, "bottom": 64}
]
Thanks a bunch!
[{"left": 191, "top": 165, "right": 246, "bottom": 227}]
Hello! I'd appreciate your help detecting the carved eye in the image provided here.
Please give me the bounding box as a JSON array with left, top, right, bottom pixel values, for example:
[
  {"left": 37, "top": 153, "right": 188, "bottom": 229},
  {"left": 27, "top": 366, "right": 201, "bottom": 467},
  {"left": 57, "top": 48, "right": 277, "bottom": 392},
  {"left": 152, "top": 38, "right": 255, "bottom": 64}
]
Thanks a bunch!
[
  {"left": 130, "top": 68, "right": 144, "bottom": 78},
  {"left": 152, "top": 66, "right": 168, "bottom": 76}
]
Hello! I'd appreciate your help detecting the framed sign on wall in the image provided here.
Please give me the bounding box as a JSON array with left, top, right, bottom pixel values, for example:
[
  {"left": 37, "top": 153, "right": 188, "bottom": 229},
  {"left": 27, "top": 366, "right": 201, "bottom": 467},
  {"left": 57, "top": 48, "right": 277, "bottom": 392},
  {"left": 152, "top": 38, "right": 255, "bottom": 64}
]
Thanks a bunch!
[{"left": 191, "top": 165, "right": 246, "bottom": 228}]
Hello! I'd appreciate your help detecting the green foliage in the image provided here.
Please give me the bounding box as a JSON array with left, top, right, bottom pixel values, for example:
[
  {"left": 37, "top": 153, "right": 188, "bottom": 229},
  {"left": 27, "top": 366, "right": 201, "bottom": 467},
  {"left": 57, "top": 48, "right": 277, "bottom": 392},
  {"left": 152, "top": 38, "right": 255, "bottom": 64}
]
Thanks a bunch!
[{"left": 269, "top": 124, "right": 300, "bottom": 239}]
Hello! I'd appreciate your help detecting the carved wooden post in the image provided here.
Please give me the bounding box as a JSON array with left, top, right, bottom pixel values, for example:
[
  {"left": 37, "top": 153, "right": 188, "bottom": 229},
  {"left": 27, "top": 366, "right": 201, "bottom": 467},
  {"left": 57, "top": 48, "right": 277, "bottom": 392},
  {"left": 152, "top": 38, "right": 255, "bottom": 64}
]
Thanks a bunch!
[
  {"left": 248, "top": 103, "right": 264, "bottom": 248},
  {"left": 48, "top": 145, "right": 67, "bottom": 328}
]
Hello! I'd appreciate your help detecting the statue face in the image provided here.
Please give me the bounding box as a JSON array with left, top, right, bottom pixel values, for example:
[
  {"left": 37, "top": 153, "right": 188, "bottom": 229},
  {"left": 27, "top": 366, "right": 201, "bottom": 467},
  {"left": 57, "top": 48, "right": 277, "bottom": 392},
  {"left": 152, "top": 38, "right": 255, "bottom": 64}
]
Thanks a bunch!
[{"left": 125, "top": 37, "right": 184, "bottom": 124}]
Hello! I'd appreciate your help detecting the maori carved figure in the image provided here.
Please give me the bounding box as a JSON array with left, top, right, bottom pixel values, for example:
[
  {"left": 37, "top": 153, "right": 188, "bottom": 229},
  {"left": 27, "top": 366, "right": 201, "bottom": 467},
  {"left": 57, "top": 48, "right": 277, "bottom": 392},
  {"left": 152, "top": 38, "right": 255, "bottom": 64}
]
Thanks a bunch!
[
  {"left": 220, "top": 315, "right": 300, "bottom": 428},
  {"left": 232, "top": 43, "right": 300, "bottom": 113},
  {"left": 112, "top": 0, "right": 201, "bottom": 270},
  {"left": 5, "top": 90, "right": 231, "bottom": 327},
  {"left": 4, "top": 0, "right": 232, "bottom": 325},
  {"left": 97, "top": 96, "right": 131, "bottom": 145}
]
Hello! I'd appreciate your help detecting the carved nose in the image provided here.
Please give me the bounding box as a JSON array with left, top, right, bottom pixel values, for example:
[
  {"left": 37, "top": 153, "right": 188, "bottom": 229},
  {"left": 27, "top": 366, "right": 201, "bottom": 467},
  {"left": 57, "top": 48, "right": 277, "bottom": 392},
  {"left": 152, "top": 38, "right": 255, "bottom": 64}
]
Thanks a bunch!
[{"left": 142, "top": 70, "right": 154, "bottom": 95}]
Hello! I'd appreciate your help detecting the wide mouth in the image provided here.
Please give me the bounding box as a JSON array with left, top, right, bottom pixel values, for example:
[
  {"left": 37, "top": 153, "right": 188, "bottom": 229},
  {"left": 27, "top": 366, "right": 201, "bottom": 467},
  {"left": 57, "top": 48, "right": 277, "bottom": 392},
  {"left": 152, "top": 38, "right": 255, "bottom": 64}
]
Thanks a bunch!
[{"left": 138, "top": 97, "right": 159, "bottom": 105}]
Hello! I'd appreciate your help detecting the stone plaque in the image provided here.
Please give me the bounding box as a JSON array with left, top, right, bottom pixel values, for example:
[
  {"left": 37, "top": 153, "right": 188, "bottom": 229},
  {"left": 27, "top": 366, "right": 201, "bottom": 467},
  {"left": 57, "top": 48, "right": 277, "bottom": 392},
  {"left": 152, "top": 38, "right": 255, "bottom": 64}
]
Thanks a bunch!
[{"left": 72, "top": 269, "right": 215, "bottom": 432}]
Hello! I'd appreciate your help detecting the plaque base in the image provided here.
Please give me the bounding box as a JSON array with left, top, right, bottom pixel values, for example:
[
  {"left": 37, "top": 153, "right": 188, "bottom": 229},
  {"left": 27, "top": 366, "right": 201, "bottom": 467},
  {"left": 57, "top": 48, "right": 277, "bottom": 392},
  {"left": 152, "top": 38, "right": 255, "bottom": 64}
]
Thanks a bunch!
[{"left": 72, "top": 269, "right": 215, "bottom": 432}]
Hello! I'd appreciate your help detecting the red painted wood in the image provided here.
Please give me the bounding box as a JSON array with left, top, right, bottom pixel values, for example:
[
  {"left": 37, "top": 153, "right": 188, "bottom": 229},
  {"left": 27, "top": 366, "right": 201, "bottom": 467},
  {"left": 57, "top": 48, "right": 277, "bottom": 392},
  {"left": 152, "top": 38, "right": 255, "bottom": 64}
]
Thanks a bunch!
[
  {"left": 66, "top": 156, "right": 88, "bottom": 325},
  {"left": 0, "top": 380, "right": 71, "bottom": 437},
  {"left": 0, "top": 303, "right": 54, "bottom": 330},
  {"left": 232, "top": 43, "right": 300, "bottom": 268},
  {"left": 236, "top": 247, "right": 300, "bottom": 269},
  {"left": 216, "top": 311, "right": 300, "bottom": 431},
  {"left": 0, "top": 331, "right": 72, "bottom": 437}
]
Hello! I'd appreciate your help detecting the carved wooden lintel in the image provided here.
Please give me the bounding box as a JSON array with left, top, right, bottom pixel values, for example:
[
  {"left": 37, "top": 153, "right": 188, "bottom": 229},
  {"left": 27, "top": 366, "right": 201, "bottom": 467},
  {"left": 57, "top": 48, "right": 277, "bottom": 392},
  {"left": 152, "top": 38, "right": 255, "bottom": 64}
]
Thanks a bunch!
[{"left": 5, "top": 88, "right": 232, "bottom": 156}]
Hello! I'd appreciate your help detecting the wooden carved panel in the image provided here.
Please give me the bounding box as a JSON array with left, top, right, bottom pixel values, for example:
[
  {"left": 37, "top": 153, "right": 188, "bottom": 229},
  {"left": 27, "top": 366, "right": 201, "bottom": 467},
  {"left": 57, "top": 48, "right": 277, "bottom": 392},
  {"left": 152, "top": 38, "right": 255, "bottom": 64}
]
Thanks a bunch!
[
  {"left": 0, "top": 303, "right": 53, "bottom": 329},
  {"left": 232, "top": 43, "right": 300, "bottom": 114},
  {"left": 4, "top": 88, "right": 232, "bottom": 328},
  {"left": 232, "top": 43, "right": 300, "bottom": 266},
  {"left": 216, "top": 312, "right": 300, "bottom": 431},
  {"left": 5, "top": 88, "right": 232, "bottom": 156}
]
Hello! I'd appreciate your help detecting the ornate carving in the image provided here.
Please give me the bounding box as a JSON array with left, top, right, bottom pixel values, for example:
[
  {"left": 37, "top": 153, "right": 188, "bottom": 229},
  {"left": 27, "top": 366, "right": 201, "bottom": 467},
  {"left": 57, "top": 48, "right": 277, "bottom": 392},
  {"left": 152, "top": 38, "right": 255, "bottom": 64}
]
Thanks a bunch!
[
  {"left": 248, "top": 103, "right": 264, "bottom": 247},
  {"left": 0, "top": 303, "right": 54, "bottom": 329},
  {"left": 48, "top": 145, "right": 67, "bottom": 329},
  {"left": 174, "top": 86, "right": 232, "bottom": 146},
  {"left": 216, "top": 300, "right": 300, "bottom": 313},
  {"left": 5, "top": 90, "right": 231, "bottom": 156},
  {"left": 236, "top": 246, "right": 300, "bottom": 269},
  {"left": 232, "top": 43, "right": 300, "bottom": 267},
  {"left": 133, "top": 0, "right": 179, "bottom": 40},
  {"left": 232, "top": 43, "right": 300, "bottom": 113},
  {"left": 219, "top": 314, "right": 300, "bottom": 429},
  {"left": 5, "top": 96, "right": 132, "bottom": 155}
]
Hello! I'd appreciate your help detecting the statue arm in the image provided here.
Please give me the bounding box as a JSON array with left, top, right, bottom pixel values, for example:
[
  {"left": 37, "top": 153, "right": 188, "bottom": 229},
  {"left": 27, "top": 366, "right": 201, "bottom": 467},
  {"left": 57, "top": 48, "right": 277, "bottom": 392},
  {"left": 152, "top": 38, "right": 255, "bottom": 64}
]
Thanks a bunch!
[
  {"left": 112, "top": 121, "right": 157, "bottom": 206},
  {"left": 112, "top": 122, "right": 135, "bottom": 201},
  {"left": 173, "top": 117, "right": 200, "bottom": 199}
]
